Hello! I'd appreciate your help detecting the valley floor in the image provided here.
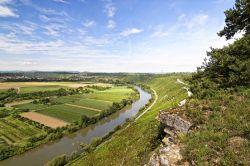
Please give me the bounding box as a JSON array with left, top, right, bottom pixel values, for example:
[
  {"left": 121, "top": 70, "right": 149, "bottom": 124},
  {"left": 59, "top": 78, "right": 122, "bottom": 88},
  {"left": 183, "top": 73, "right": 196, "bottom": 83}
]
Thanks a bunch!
[{"left": 70, "top": 75, "right": 187, "bottom": 166}]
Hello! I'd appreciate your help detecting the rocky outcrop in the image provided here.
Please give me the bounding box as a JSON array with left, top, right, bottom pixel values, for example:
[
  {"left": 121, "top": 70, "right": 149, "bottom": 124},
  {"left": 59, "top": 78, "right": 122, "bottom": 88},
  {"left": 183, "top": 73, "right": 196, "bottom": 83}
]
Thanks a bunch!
[
  {"left": 158, "top": 111, "right": 192, "bottom": 134},
  {"left": 146, "top": 110, "right": 192, "bottom": 166},
  {"left": 147, "top": 138, "right": 189, "bottom": 166}
]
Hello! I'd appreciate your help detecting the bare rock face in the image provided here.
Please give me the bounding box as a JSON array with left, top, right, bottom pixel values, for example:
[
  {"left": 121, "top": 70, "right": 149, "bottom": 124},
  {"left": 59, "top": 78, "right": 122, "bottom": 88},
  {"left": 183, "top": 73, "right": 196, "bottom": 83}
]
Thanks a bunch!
[
  {"left": 158, "top": 111, "right": 192, "bottom": 134},
  {"left": 146, "top": 110, "right": 192, "bottom": 166},
  {"left": 147, "top": 144, "right": 187, "bottom": 166}
]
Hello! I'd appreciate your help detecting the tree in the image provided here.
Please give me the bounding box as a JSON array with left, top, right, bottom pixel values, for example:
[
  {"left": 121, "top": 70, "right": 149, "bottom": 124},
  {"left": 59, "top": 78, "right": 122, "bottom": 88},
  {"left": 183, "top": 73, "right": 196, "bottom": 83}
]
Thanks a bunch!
[{"left": 218, "top": 0, "right": 250, "bottom": 40}]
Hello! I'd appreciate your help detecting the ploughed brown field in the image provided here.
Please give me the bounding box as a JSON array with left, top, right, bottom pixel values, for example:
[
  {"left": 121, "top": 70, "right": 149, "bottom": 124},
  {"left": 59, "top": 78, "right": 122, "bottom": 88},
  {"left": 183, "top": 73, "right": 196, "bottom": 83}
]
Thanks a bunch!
[{"left": 21, "top": 112, "right": 69, "bottom": 128}]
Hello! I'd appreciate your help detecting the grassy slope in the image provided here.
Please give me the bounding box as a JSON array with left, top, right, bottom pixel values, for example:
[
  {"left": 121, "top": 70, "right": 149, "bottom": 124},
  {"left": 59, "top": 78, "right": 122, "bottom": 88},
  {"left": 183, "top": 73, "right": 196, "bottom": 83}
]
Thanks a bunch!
[
  {"left": 71, "top": 76, "right": 187, "bottom": 166},
  {"left": 181, "top": 88, "right": 250, "bottom": 165}
]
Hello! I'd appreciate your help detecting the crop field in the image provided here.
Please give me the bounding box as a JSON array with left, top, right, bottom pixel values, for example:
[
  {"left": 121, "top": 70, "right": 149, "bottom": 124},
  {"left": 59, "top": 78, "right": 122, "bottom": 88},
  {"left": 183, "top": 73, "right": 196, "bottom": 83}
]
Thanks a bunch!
[
  {"left": 21, "top": 112, "right": 69, "bottom": 128},
  {"left": 50, "top": 95, "right": 85, "bottom": 103},
  {"left": 14, "top": 103, "right": 49, "bottom": 110},
  {"left": 19, "top": 85, "right": 66, "bottom": 94},
  {"left": 7, "top": 85, "right": 135, "bottom": 124},
  {"left": 73, "top": 99, "right": 112, "bottom": 111},
  {"left": 0, "top": 116, "right": 44, "bottom": 144},
  {"left": 38, "top": 104, "right": 99, "bottom": 123},
  {"left": 0, "top": 82, "right": 112, "bottom": 91}
]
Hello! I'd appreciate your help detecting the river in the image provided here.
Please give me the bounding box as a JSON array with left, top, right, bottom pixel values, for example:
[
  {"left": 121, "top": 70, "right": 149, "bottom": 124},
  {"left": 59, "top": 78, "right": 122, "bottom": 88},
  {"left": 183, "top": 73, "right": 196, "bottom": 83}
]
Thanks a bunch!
[{"left": 0, "top": 86, "right": 151, "bottom": 166}]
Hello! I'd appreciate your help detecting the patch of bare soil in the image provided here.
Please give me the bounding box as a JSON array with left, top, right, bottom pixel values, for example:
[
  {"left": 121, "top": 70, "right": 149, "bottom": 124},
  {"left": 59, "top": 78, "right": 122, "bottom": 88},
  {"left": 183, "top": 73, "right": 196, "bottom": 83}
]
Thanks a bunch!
[{"left": 21, "top": 112, "right": 69, "bottom": 128}]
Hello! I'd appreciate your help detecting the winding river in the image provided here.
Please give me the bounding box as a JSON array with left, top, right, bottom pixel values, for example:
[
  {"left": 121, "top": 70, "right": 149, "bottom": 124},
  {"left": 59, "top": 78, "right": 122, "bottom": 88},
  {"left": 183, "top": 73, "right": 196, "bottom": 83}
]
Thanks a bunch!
[{"left": 0, "top": 86, "right": 151, "bottom": 166}]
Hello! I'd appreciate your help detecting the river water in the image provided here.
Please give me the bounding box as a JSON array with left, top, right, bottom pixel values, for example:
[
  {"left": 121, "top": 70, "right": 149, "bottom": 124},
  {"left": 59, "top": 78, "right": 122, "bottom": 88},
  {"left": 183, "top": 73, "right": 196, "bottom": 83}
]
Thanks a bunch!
[{"left": 0, "top": 86, "right": 151, "bottom": 166}]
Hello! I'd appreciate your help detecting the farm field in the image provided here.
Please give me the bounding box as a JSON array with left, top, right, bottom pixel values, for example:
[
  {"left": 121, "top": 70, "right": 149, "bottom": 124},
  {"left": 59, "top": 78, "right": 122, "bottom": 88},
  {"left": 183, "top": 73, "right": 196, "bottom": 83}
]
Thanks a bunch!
[
  {"left": 11, "top": 86, "right": 135, "bottom": 124},
  {"left": 0, "top": 82, "right": 112, "bottom": 92},
  {"left": 73, "top": 98, "right": 112, "bottom": 111},
  {"left": 19, "top": 85, "right": 66, "bottom": 94},
  {"left": 38, "top": 104, "right": 99, "bottom": 123},
  {"left": 0, "top": 116, "right": 44, "bottom": 145},
  {"left": 21, "top": 112, "right": 69, "bottom": 128},
  {"left": 14, "top": 103, "right": 49, "bottom": 110}
]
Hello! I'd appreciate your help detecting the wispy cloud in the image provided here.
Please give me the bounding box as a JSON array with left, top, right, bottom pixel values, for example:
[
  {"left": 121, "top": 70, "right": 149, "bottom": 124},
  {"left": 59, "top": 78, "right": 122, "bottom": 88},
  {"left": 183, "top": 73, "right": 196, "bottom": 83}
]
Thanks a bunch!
[
  {"left": 83, "top": 20, "right": 95, "bottom": 28},
  {"left": 120, "top": 28, "right": 143, "bottom": 36},
  {"left": 43, "top": 23, "right": 67, "bottom": 36},
  {"left": 180, "top": 13, "right": 208, "bottom": 29},
  {"left": 150, "top": 25, "right": 169, "bottom": 38},
  {"left": 104, "top": 0, "right": 116, "bottom": 18},
  {"left": 0, "top": 21, "right": 37, "bottom": 35},
  {"left": 150, "top": 13, "right": 209, "bottom": 38},
  {"left": 0, "top": 0, "right": 18, "bottom": 17},
  {"left": 52, "top": 0, "right": 69, "bottom": 4},
  {"left": 107, "top": 19, "right": 116, "bottom": 29}
]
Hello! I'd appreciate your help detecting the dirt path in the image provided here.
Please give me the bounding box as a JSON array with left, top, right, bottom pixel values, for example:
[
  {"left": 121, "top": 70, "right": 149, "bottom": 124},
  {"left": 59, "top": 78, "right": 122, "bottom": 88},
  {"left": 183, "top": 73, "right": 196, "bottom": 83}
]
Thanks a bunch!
[
  {"left": 135, "top": 88, "right": 158, "bottom": 122},
  {"left": 65, "top": 103, "right": 102, "bottom": 112}
]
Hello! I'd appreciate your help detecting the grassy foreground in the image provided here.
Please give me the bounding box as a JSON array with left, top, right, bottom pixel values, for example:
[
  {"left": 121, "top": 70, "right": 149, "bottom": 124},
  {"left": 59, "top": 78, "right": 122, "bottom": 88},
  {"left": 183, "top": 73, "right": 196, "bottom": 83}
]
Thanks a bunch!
[{"left": 70, "top": 75, "right": 187, "bottom": 165}]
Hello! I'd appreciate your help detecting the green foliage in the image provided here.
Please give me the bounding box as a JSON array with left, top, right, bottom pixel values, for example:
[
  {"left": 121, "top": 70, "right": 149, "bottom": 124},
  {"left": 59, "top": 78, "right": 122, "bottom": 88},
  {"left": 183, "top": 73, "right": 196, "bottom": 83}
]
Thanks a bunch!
[
  {"left": 45, "top": 154, "right": 68, "bottom": 166},
  {"left": 182, "top": 2, "right": 250, "bottom": 164},
  {"left": 190, "top": 34, "right": 250, "bottom": 99},
  {"left": 218, "top": 0, "right": 250, "bottom": 39}
]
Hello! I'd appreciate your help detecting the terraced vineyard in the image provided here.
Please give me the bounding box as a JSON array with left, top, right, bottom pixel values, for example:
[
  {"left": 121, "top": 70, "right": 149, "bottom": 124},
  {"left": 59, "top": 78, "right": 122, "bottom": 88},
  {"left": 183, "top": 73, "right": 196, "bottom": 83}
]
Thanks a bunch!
[{"left": 0, "top": 117, "right": 44, "bottom": 145}]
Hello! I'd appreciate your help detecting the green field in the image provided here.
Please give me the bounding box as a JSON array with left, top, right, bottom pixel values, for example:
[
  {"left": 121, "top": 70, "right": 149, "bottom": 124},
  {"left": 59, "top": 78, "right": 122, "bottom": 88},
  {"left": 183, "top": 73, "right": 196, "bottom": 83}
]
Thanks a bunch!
[
  {"left": 73, "top": 99, "right": 112, "bottom": 111},
  {"left": 71, "top": 76, "right": 187, "bottom": 165},
  {"left": 19, "top": 85, "right": 66, "bottom": 94},
  {"left": 10, "top": 86, "right": 135, "bottom": 124},
  {"left": 14, "top": 103, "right": 49, "bottom": 110},
  {"left": 37, "top": 86, "right": 133, "bottom": 123},
  {"left": 0, "top": 116, "right": 44, "bottom": 145},
  {"left": 50, "top": 95, "right": 85, "bottom": 103},
  {"left": 38, "top": 104, "right": 99, "bottom": 123},
  {"left": 0, "top": 89, "right": 7, "bottom": 93}
]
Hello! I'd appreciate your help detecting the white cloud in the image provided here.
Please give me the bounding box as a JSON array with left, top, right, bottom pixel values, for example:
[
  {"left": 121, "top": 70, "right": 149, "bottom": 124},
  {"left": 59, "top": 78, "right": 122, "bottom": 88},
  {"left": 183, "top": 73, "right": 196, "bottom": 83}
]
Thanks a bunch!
[
  {"left": 181, "top": 14, "right": 208, "bottom": 29},
  {"left": 150, "top": 25, "right": 169, "bottom": 38},
  {"left": 0, "top": 21, "right": 37, "bottom": 35},
  {"left": 120, "top": 28, "right": 143, "bottom": 36},
  {"left": 43, "top": 23, "right": 67, "bottom": 36},
  {"left": 52, "top": 0, "right": 69, "bottom": 4},
  {"left": 83, "top": 20, "right": 95, "bottom": 28},
  {"left": 0, "top": 0, "right": 12, "bottom": 4},
  {"left": 21, "top": 61, "right": 38, "bottom": 66},
  {"left": 0, "top": 0, "right": 18, "bottom": 17},
  {"left": 107, "top": 20, "right": 116, "bottom": 29},
  {"left": 104, "top": 0, "right": 116, "bottom": 18}
]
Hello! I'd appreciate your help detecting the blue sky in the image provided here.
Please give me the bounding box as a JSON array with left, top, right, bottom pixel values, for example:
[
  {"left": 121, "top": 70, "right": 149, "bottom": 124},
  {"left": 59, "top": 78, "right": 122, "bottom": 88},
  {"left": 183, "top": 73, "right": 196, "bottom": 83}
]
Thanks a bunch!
[{"left": 0, "top": 0, "right": 237, "bottom": 72}]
